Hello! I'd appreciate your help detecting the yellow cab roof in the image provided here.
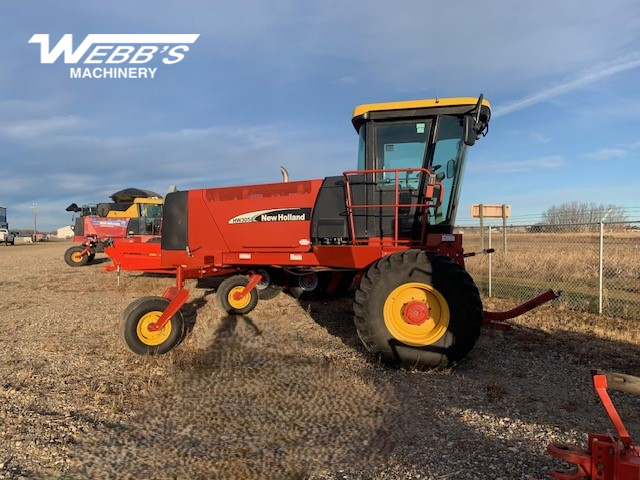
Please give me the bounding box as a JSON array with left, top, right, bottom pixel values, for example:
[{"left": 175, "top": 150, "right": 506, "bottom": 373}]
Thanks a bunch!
[{"left": 352, "top": 97, "right": 491, "bottom": 120}]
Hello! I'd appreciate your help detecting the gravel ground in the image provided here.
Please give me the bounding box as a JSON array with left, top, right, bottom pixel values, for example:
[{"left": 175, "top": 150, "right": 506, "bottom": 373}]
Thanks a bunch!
[{"left": 0, "top": 242, "right": 638, "bottom": 479}]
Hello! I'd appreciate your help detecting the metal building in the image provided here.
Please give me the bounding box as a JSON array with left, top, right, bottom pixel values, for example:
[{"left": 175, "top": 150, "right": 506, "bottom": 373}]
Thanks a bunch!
[{"left": 0, "top": 206, "right": 7, "bottom": 229}]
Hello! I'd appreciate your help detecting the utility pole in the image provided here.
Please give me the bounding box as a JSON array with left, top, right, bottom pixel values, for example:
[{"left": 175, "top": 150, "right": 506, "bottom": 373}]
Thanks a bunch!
[{"left": 31, "top": 202, "right": 38, "bottom": 240}]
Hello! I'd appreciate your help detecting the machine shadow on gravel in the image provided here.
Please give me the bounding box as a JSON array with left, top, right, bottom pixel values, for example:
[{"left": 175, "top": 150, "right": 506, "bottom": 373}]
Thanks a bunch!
[
  {"left": 297, "top": 294, "right": 373, "bottom": 356},
  {"left": 180, "top": 281, "right": 265, "bottom": 349},
  {"left": 87, "top": 257, "right": 111, "bottom": 265}
]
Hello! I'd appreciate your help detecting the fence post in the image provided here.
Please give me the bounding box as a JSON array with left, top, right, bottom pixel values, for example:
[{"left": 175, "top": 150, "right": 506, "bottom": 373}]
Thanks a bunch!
[
  {"left": 598, "top": 221, "right": 604, "bottom": 314},
  {"left": 488, "top": 225, "right": 492, "bottom": 298},
  {"left": 502, "top": 204, "right": 507, "bottom": 256}
]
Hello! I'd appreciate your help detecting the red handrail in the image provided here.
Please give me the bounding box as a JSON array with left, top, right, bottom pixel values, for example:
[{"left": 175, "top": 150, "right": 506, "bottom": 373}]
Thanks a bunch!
[{"left": 342, "top": 168, "right": 443, "bottom": 246}]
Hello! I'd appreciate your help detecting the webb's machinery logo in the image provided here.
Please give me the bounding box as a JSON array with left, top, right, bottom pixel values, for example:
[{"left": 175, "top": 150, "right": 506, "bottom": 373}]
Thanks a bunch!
[{"left": 28, "top": 34, "right": 200, "bottom": 79}]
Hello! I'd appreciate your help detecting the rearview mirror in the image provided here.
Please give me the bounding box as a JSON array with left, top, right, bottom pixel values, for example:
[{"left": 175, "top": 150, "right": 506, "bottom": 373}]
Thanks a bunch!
[
  {"left": 447, "top": 159, "right": 456, "bottom": 178},
  {"left": 463, "top": 116, "right": 476, "bottom": 146}
]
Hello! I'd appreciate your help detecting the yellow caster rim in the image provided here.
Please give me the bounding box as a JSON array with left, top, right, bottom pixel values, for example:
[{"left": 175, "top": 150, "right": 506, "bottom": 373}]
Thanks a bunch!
[
  {"left": 71, "top": 252, "right": 84, "bottom": 263},
  {"left": 383, "top": 282, "right": 450, "bottom": 346},
  {"left": 136, "top": 310, "right": 172, "bottom": 346},
  {"left": 228, "top": 286, "right": 251, "bottom": 310}
]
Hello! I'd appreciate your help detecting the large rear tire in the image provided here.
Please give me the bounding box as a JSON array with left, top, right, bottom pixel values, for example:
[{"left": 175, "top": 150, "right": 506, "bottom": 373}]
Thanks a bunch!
[
  {"left": 120, "top": 296, "right": 185, "bottom": 355},
  {"left": 353, "top": 250, "right": 482, "bottom": 369},
  {"left": 64, "top": 246, "right": 89, "bottom": 267}
]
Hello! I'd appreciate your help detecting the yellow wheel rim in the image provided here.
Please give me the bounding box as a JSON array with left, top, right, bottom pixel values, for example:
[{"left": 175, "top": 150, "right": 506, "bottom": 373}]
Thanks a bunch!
[
  {"left": 383, "top": 282, "right": 450, "bottom": 347},
  {"left": 136, "top": 310, "right": 172, "bottom": 346},
  {"left": 72, "top": 252, "right": 84, "bottom": 262},
  {"left": 228, "top": 286, "right": 251, "bottom": 310}
]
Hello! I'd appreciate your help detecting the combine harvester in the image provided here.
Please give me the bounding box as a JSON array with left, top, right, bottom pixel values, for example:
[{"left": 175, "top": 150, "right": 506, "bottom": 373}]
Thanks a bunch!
[
  {"left": 110, "top": 95, "right": 558, "bottom": 369},
  {"left": 64, "top": 188, "right": 163, "bottom": 267}
]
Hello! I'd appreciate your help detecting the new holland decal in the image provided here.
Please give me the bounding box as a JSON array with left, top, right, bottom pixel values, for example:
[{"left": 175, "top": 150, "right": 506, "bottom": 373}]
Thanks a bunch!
[
  {"left": 228, "top": 208, "right": 311, "bottom": 224},
  {"left": 89, "top": 219, "right": 129, "bottom": 228}
]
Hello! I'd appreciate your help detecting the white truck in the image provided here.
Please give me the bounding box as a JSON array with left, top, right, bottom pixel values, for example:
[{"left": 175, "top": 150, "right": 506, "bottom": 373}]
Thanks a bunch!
[{"left": 0, "top": 228, "right": 15, "bottom": 245}]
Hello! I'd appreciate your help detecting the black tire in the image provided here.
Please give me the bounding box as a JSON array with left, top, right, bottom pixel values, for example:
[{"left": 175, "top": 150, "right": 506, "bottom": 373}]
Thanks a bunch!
[
  {"left": 123, "top": 296, "right": 152, "bottom": 321},
  {"left": 288, "top": 286, "right": 305, "bottom": 299},
  {"left": 217, "top": 275, "right": 259, "bottom": 314},
  {"left": 256, "top": 268, "right": 283, "bottom": 300},
  {"left": 258, "top": 286, "right": 282, "bottom": 300},
  {"left": 120, "top": 296, "right": 185, "bottom": 355},
  {"left": 287, "top": 272, "right": 329, "bottom": 299},
  {"left": 254, "top": 268, "right": 272, "bottom": 291},
  {"left": 353, "top": 250, "right": 482, "bottom": 370},
  {"left": 64, "top": 246, "right": 89, "bottom": 267}
]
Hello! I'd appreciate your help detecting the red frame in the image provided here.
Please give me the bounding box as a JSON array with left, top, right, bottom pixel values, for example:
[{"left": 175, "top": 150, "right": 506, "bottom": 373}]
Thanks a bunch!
[{"left": 548, "top": 373, "right": 640, "bottom": 480}]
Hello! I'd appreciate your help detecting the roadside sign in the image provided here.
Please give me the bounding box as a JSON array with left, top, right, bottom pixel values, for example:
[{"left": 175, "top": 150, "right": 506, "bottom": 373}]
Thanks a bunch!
[
  {"left": 471, "top": 204, "right": 511, "bottom": 218},
  {"left": 470, "top": 204, "right": 511, "bottom": 254}
]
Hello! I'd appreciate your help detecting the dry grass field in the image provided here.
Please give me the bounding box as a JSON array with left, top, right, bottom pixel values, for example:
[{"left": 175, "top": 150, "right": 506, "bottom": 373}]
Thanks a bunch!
[
  {"left": 1, "top": 242, "right": 639, "bottom": 479},
  {"left": 463, "top": 230, "right": 640, "bottom": 317}
]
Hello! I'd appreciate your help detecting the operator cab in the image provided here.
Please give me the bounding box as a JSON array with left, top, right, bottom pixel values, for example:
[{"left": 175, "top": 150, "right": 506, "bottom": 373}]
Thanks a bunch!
[{"left": 311, "top": 96, "right": 490, "bottom": 245}]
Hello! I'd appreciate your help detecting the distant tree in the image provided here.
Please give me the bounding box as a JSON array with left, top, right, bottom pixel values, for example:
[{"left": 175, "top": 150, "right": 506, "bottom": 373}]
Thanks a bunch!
[{"left": 541, "top": 201, "right": 627, "bottom": 226}]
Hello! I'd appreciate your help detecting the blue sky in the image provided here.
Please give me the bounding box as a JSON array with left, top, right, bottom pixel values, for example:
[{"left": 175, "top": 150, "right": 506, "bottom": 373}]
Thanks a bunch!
[{"left": 1, "top": 0, "right": 640, "bottom": 230}]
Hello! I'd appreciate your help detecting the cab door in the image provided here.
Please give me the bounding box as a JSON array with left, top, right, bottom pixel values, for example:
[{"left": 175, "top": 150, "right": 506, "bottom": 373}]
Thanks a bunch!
[{"left": 360, "top": 119, "right": 434, "bottom": 241}]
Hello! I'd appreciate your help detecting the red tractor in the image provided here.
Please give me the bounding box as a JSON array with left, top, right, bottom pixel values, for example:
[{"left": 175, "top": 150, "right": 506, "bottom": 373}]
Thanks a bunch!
[{"left": 116, "top": 95, "right": 557, "bottom": 369}]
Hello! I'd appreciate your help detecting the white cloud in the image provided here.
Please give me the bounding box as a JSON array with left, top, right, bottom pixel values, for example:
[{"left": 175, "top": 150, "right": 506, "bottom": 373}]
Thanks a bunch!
[
  {"left": 529, "top": 131, "right": 552, "bottom": 144},
  {"left": 581, "top": 148, "right": 627, "bottom": 161},
  {"left": 0, "top": 177, "right": 33, "bottom": 195},
  {"left": 493, "top": 53, "right": 640, "bottom": 117},
  {"left": 5, "top": 122, "right": 354, "bottom": 219},
  {"left": 469, "top": 155, "right": 564, "bottom": 173},
  {"left": 0, "top": 115, "right": 85, "bottom": 139},
  {"left": 337, "top": 76, "right": 357, "bottom": 85},
  {"left": 574, "top": 97, "right": 640, "bottom": 122},
  {"left": 49, "top": 173, "right": 99, "bottom": 192},
  {"left": 0, "top": 97, "right": 70, "bottom": 116}
]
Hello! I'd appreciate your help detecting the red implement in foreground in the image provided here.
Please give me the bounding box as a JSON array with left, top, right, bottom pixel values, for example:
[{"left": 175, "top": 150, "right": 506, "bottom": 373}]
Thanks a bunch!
[{"left": 548, "top": 371, "right": 640, "bottom": 480}]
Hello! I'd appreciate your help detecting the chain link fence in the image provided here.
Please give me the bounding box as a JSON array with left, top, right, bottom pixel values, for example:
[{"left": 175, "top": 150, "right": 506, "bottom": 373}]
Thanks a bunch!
[{"left": 458, "top": 221, "right": 640, "bottom": 318}]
